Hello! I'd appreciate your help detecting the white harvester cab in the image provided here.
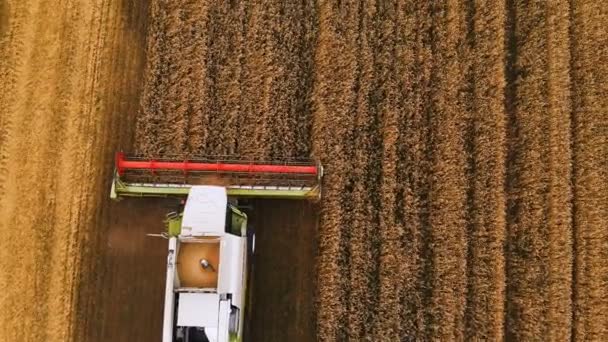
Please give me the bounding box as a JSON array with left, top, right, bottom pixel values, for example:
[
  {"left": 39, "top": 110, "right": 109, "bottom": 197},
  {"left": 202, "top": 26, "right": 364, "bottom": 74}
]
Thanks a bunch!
[{"left": 164, "top": 186, "right": 248, "bottom": 342}]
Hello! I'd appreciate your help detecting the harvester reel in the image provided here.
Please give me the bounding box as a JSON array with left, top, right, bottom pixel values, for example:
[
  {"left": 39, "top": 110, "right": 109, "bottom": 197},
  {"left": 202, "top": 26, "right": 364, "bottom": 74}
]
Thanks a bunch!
[{"left": 111, "top": 152, "right": 323, "bottom": 200}]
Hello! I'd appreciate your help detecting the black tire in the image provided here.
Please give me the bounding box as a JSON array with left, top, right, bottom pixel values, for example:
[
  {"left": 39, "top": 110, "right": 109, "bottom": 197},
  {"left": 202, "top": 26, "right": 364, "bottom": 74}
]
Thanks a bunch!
[
  {"left": 244, "top": 225, "right": 256, "bottom": 340},
  {"left": 187, "top": 327, "right": 209, "bottom": 342}
]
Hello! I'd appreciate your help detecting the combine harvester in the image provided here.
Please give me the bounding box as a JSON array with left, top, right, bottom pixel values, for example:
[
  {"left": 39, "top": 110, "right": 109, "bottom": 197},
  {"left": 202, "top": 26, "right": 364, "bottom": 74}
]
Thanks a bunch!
[{"left": 110, "top": 153, "right": 322, "bottom": 342}]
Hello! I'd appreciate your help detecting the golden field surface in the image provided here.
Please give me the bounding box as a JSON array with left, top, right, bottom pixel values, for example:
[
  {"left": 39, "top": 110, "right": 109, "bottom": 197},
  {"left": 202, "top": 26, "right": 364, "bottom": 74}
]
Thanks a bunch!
[{"left": 0, "top": 0, "right": 606, "bottom": 341}]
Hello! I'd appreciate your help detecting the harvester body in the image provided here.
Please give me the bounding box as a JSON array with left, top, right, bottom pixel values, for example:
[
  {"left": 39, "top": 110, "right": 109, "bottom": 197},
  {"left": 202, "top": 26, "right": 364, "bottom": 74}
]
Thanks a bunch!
[
  {"left": 164, "top": 186, "right": 248, "bottom": 342},
  {"left": 110, "top": 153, "right": 322, "bottom": 342}
]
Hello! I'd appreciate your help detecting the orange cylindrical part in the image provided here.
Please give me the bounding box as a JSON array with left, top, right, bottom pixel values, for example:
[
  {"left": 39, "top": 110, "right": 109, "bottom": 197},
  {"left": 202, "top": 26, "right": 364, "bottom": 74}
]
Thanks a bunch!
[{"left": 116, "top": 153, "right": 318, "bottom": 175}]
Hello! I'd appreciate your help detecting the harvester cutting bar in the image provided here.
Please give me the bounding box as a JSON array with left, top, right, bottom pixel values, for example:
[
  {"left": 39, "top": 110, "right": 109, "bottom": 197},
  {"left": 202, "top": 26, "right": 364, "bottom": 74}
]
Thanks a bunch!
[
  {"left": 116, "top": 152, "right": 318, "bottom": 175},
  {"left": 111, "top": 153, "right": 323, "bottom": 200}
]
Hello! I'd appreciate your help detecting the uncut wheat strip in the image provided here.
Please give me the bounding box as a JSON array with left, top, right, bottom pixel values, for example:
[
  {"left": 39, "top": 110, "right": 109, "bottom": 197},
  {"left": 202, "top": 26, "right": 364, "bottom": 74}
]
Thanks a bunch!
[
  {"left": 393, "top": 1, "right": 435, "bottom": 338},
  {"left": 251, "top": 0, "right": 285, "bottom": 158},
  {"left": 505, "top": 0, "right": 552, "bottom": 339},
  {"left": 196, "top": 2, "right": 232, "bottom": 155},
  {"left": 570, "top": 0, "right": 608, "bottom": 339},
  {"left": 135, "top": 0, "right": 168, "bottom": 155},
  {"left": 372, "top": 0, "right": 419, "bottom": 339},
  {"left": 216, "top": 1, "right": 246, "bottom": 156},
  {"left": 349, "top": 4, "right": 401, "bottom": 340},
  {"left": 159, "top": 1, "right": 201, "bottom": 155},
  {"left": 463, "top": 0, "right": 506, "bottom": 339},
  {"left": 199, "top": 1, "right": 246, "bottom": 155},
  {"left": 292, "top": 2, "right": 318, "bottom": 157},
  {"left": 370, "top": 0, "right": 400, "bottom": 337},
  {"left": 184, "top": 0, "right": 212, "bottom": 154},
  {"left": 262, "top": 1, "right": 315, "bottom": 158},
  {"left": 542, "top": 0, "right": 573, "bottom": 339},
  {"left": 312, "top": 1, "right": 361, "bottom": 340},
  {"left": 238, "top": 0, "right": 275, "bottom": 158},
  {"left": 336, "top": 4, "right": 385, "bottom": 339},
  {"left": 425, "top": 0, "right": 468, "bottom": 339},
  {"left": 239, "top": 0, "right": 316, "bottom": 158},
  {"left": 340, "top": 1, "right": 382, "bottom": 340}
]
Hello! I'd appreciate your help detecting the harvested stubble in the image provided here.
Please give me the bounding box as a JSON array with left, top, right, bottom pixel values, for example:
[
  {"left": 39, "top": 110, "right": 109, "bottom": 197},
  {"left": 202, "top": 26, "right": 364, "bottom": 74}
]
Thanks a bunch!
[{"left": 0, "top": 1, "right": 151, "bottom": 341}]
